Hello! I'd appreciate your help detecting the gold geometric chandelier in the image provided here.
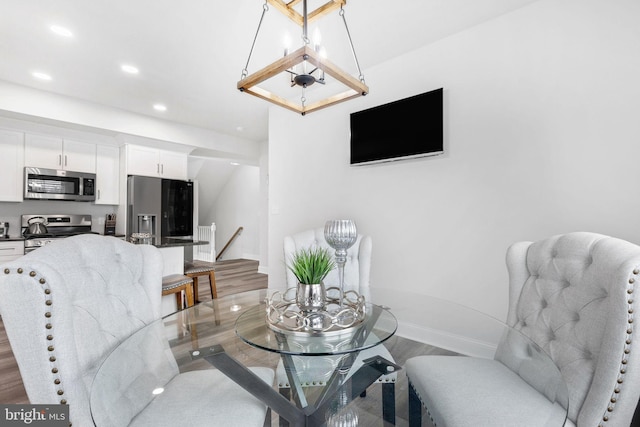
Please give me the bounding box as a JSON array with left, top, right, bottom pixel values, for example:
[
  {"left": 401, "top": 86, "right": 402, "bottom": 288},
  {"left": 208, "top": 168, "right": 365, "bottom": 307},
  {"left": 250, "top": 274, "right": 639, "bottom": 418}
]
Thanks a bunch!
[{"left": 237, "top": 0, "right": 368, "bottom": 115}]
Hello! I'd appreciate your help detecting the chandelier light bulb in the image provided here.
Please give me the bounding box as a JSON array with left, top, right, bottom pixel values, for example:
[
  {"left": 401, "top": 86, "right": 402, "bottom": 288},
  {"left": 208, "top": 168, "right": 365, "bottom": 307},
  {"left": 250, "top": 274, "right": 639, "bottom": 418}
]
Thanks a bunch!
[
  {"left": 313, "top": 28, "right": 322, "bottom": 52},
  {"left": 283, "top": 32, "right": 291, "bottom": 56}
]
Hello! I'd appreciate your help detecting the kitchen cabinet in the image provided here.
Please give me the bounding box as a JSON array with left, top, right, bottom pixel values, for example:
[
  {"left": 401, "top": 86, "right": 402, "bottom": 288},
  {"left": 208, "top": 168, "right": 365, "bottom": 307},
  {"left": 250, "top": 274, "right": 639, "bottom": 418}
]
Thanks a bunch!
[
  {"left": 95, "top": 145, "right": 120, "bottom": 205},
  {"left": 0, "top": 241, "right": 24, "bottom": 263},
  {"left": 125, "top": 145, "right": 187, "bottom": 180},
  {"left": 0, "top": 129, "right": 24, "bottom": 202},
  {"left": 25, "top": 134, "right": 96, "bottom": 173}
]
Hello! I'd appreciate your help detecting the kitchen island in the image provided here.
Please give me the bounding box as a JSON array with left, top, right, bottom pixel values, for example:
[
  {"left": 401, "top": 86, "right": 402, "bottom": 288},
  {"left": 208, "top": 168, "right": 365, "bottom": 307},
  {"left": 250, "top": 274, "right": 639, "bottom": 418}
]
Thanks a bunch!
[{"left": 132, "top": 238, "right": 209, "bottom": 315}]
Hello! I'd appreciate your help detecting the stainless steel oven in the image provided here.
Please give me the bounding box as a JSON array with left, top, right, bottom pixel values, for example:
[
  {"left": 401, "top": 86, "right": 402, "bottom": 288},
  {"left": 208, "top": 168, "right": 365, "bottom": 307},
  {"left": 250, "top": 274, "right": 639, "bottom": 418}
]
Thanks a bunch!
[
  {"left": 24, "top": 167, "right": 96, "bottom": 202},
  {"left": 22, "top": 214, "right": 96, "bottom": 253}
]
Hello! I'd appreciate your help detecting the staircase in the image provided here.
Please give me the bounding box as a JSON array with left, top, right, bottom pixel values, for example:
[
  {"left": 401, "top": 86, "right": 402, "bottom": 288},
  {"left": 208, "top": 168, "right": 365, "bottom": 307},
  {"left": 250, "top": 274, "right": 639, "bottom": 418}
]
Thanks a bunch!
[{"left": 198, "top": 258, "right": 267, "bottom": 300}]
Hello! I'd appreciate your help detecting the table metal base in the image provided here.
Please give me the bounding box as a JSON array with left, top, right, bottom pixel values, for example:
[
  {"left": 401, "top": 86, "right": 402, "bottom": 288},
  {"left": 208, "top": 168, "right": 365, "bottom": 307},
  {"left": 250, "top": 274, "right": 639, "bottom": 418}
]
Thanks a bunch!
[{"left": 192, "top": 345, "right": 401, "bottom": 426}]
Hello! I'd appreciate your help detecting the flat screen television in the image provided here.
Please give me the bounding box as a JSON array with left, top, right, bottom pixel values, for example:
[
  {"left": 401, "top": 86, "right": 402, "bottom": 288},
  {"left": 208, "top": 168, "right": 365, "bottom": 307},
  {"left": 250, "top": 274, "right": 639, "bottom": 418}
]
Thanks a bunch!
[{"left": 350, "top": 88, "right": 443, "bottom": 165}]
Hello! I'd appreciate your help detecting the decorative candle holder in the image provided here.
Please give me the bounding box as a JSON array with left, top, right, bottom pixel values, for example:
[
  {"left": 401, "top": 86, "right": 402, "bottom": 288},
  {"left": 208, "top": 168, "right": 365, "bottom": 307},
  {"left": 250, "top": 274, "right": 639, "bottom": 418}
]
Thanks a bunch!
[
  {"left": 265, "top": 287, "right": 366, "bottom": 336},
  {"left": 324, "top": 220, "right": 358, "bottom": 307}
]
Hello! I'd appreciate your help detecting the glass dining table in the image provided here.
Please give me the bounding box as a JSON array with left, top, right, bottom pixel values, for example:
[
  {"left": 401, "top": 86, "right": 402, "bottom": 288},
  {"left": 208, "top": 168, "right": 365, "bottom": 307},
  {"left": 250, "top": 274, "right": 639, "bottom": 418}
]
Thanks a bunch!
[
  {"left": 89, "top": 288, "right": 569, "bottom": 426},
  {"left": 90, "top": 289, "right": 399, "bottom": 426}
]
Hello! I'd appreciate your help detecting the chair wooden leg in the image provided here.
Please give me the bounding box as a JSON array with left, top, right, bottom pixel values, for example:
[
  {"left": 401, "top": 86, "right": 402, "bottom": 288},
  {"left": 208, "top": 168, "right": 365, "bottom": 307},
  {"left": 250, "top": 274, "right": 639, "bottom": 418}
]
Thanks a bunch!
[
  {"left": 382, "top": 382, "right": 396, "bottom": 424},
  {"left": 174, "top": 292, "right": 183, "bottom": 309},
  {"left": 408, "top": 382, "right": 422, "bottom": 427},
  {"left": 191, "top": 275, "right": 200, "bottom": 303},
  {"left": 209, "top": 270, "right": 218, "bottom": 299},
  {"left": 185, "top": 281, "right": 194, "bottom": 307}
]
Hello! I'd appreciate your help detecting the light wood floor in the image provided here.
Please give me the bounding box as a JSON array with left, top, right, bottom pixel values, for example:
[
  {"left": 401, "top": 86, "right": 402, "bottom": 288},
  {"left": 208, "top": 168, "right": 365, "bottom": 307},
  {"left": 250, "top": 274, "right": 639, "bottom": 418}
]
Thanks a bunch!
[{"left": 0, "top": 259, "right": 451, "bottom": 425}]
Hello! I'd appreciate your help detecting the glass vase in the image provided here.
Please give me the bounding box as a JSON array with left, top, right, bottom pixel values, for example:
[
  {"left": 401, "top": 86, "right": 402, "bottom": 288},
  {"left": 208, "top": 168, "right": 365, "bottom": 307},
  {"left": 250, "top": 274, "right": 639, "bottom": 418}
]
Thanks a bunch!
[{"left": 324, "top": 220, "right": 357, "bottom": 307}]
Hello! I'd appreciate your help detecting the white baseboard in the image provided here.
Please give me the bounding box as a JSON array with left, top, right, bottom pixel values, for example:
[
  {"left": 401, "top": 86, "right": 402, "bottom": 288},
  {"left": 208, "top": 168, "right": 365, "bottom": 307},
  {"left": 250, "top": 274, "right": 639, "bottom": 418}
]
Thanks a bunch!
[
  {"left": 396, "top": 320, "right": 497, "bottom": 359},
  {"left": 258, "top": 265, "right": 268, "bottom": 275}
]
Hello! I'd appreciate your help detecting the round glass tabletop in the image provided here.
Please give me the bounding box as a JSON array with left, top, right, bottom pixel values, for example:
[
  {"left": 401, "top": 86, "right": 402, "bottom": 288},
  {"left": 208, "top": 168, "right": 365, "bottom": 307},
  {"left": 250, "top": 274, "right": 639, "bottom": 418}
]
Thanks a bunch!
[{"left": 235, "top": 302, "right": 398, "bottom": 356}]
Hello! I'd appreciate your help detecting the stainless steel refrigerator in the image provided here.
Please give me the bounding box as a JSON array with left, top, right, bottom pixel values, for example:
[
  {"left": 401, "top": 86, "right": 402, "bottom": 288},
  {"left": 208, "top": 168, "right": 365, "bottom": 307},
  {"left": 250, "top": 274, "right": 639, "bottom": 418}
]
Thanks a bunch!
[{"left": 127, "top": 176, "right": 194, "bottom": 240}]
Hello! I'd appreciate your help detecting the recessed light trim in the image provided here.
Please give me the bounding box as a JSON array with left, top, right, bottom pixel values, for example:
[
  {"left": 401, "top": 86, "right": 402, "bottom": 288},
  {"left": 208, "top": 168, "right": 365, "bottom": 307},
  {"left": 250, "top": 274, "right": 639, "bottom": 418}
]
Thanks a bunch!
[
  {"left": 50, "top": 25, "right": 73, "bottom": 38},
  {"left": 153, "top": 104, "right": 167, "bottom": 112},
  {"left": 32, "top": 71, "right": 52, "bottom": 81},
  {"left": 121, "top": 64, "right": 139, "bottom": 74}
]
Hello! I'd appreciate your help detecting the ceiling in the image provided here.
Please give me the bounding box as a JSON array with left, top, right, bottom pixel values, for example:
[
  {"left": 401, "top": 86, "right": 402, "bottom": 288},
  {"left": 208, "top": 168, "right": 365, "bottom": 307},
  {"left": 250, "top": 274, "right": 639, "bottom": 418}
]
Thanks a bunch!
[{"left": 0, "top": 0, "right": 539, "bottom": 143}]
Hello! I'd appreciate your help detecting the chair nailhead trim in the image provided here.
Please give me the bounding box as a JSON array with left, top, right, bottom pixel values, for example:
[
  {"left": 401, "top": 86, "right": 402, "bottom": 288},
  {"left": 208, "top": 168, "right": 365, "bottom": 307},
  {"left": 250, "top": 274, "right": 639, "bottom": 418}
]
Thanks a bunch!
[
  {"left": 408, "top": 380, "right": 437, "bottom": 426},
  {"left": 600, "top": 265, "right": 638, "bottom": 424},
  {"left": 6, "top": 268, "right": 69, "bottom": 420}
]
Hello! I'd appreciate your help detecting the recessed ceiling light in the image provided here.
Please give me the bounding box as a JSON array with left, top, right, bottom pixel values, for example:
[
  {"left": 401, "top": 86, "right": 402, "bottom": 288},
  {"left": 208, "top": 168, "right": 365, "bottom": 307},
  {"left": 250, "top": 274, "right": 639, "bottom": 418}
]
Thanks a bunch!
[
  {"left": 236, "top": 126, "right": 244, "bottom": 132},
  {"left": 230, "top": 162, "right": 240, "bottom": 166},
  {"left": 50, "top": 25, "right": 73, "bottom": 38},
  {"left": 153, "top": 104, "right": 167, "bottom": 112},
  {"left": 32, "top": 71, "right": 52, "bottom": 81},
  {"left": 121, "top": 64, "right": 139, "bottom": 74}
]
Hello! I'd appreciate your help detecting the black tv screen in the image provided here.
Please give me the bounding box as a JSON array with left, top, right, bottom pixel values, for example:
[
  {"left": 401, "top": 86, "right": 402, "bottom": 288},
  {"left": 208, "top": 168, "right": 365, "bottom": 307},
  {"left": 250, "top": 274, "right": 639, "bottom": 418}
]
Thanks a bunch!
[{"left": 350, "top": 88, "right": 443, "bottom": 165}]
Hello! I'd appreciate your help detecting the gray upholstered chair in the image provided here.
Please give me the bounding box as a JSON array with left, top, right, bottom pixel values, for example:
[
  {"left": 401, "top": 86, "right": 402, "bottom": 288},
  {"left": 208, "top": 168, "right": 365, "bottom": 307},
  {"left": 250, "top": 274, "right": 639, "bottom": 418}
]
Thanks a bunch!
[
  {"left": 278, "top": 227, "right": 397, "bottom": 423},
  {"left": 406, "top": 232, "right": 640, "bottom": 426},
  {"left": 0, "top": 234, "right": 273, "bottom": 426}
]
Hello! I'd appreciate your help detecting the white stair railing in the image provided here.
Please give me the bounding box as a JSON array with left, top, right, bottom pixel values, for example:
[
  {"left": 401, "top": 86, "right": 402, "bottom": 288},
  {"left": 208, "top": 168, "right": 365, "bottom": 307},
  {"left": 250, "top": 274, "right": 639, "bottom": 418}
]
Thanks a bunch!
[{"left": 194, "top": 223, "right": 216, "bottom": 262}]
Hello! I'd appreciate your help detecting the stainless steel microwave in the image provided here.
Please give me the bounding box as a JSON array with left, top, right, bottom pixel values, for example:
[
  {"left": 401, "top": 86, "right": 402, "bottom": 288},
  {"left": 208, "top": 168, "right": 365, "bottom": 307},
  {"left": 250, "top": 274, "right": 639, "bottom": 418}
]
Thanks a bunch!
[{"left": 24, "top": 167, "right": 96, "bottom": 202}]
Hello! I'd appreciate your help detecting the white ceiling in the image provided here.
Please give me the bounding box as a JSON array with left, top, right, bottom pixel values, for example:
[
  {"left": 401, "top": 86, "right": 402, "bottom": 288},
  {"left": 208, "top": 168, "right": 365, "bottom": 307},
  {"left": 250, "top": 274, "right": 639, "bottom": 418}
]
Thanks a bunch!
[{"left": 0, "top": 0, "right": 539, "bottom": 143}]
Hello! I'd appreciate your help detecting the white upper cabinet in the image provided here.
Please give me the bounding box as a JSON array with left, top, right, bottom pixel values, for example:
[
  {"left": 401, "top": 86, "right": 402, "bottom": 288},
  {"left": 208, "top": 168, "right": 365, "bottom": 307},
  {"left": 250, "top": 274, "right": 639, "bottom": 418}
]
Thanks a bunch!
[
  {"left": 25, "top": 134, "right": 96, "bottom": 173},
  {"left": 0, "top": 129, "right": 24, "bottom": 202},
  {"left": 125, "top": 145, "right": 187, "bottom": 180},
  {"left": 158, "top": 150, "right": 188, "bottom": 180},
  {"left": 95, "top": 145, "right": 120, "bottom": 205},
  {"left": 63, "top": 139, "right": 96, "bottom": 173}
]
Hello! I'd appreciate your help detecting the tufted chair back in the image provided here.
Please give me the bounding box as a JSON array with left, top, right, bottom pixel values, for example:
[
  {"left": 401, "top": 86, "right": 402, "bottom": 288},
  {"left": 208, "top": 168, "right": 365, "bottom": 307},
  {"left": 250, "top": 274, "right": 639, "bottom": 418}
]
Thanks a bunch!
[
  {"left": 283, "top": 227, "right": 372, "bottom": 300},
  {"left": 504, "top": 232, "right": 640, "bottom": 426},
  {"left": 0, "top": 234, "right": 163, "bottom": 426}
]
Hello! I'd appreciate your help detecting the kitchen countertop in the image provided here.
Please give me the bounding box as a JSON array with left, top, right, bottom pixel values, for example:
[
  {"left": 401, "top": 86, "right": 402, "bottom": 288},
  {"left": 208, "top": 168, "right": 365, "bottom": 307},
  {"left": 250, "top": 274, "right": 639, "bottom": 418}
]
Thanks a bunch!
[
  {"left": 156, "top": 238, "right": 208, "bottom": 248},
  {"left": 127, "top": 237, "right": 208, "bottom": 248},
  {"left": 3, "top": 235, "right": 208, "bottom": 247},
  {"left": 0, "top": 237, "right": 25, "bottom": 242}
]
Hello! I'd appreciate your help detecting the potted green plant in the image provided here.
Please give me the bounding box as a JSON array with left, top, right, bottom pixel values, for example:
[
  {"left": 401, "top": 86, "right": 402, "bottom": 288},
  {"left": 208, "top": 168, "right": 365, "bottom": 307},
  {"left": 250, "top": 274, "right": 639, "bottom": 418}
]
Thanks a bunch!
[{"left": 287, "top": 247, "right": 335, "bottom": 313}]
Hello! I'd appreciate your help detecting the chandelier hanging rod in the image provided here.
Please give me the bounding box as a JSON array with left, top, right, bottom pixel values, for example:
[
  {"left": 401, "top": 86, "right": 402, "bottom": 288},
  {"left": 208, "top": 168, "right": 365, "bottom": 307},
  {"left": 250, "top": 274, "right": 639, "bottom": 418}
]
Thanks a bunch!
[
  {"left": 241, "top": 1, "right": 270, "bottom": 80},
  {"left": 339, "top": 6, "right": 364, "bottom": 83}
]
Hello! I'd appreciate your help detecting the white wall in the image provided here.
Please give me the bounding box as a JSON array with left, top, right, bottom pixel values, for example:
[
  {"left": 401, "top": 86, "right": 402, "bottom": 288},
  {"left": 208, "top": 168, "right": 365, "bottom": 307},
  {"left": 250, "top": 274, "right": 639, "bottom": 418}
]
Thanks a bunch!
[
  {"left": 201, "top": 164, "right": 261, "bottom": 260},
  {"left": 268, "top": 0, "right": 640, "bottom": 329},
  {"left": 258, "top": 141, "right": 269, "bottom": 273}
]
